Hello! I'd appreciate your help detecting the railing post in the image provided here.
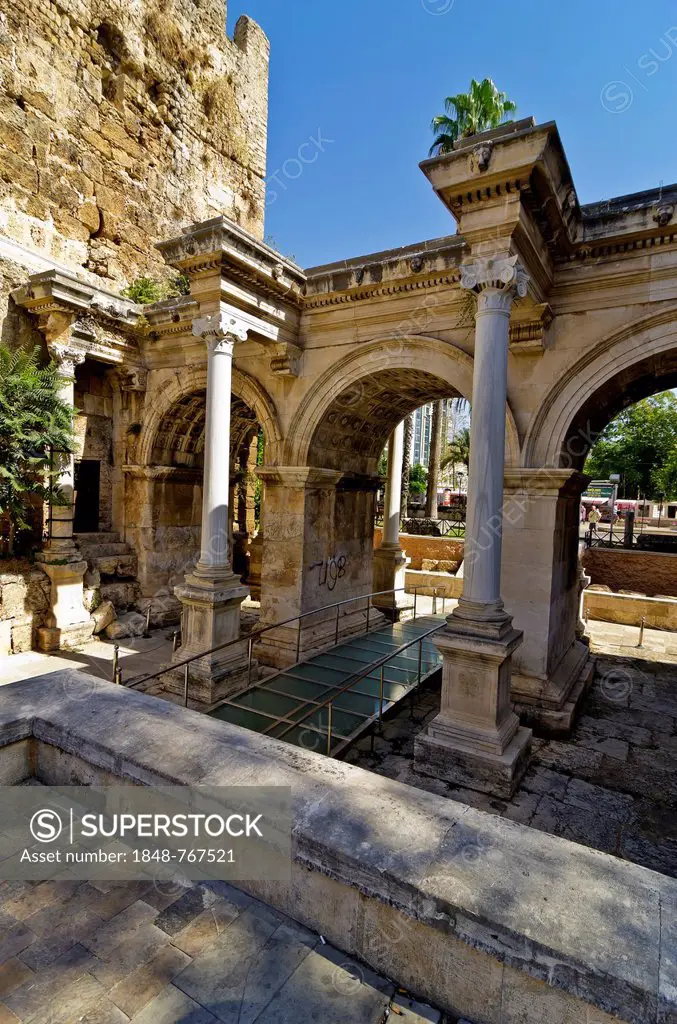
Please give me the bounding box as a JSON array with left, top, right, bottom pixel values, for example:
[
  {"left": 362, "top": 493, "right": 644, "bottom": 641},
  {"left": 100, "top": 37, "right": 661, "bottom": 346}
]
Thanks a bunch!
[
  {"left": 432, "top": 590, "right": 437, "bottom": 615},
  {"left": 365, "top": 597, "right": 370, "bottom": 635},
  {"left": 326, "top": 703, "right": 333, "bottom": 756},
  {"left": 379, "top": 665, "right": 385, "bottom": 723},
  {"left": 392, "top": 589, "right": 396, "bottom": 618},
  {"left": 247, "top": 636, "right": 253, "bottom": 686},
  {"left": 442, "top": 595, "right": 446, "bottom": 616},
  {"left": 172, "top": 630, "right": 179, "bottom": 654},
  {"left": 112, "top": 644, "right": 119, "bottom": 685},
  {"left": 184, "top": 663, "right": 189, "bottom": 707},
  {"left": 413, "top": 588, "right": 417, "bottom": 620},
  {"left": 296, "top": 618, "right": 302, "bottom": 663},
  {"left": 417, "top": 639, "right": 423, "bottom": 685},
  {"left": 144, "top": 604, "right": 151, "bottom": 637},
  {"left": 335, "top": 603, "right": 340, "bottom": 646},
  {"left": 638, "top": 616, "right": 646, "bottom": 648}
]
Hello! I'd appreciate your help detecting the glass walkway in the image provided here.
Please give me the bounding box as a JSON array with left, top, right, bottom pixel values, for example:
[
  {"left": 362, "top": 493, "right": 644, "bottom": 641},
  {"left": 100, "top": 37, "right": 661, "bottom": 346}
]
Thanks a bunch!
[{"left": 210, "top": 615, "right": 444, "bottom": 756}]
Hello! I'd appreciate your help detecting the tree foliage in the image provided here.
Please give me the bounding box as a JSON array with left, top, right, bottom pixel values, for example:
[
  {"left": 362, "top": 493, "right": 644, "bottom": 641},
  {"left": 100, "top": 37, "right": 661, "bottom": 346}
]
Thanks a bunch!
[
  {"left": 429, "top": 78, "right": 517, "bottom": 156},
  {"left": 0, "top": 345, "right": 75, "bottom": 552},
  {"left": 409, "top": 463, "right": 427, "bottom": 495},
  {"left": 584, "top": 393, "right": 677, "bottom": 500},
  {"left": 441, "top": 426, "right": 471, "bottom": 474}
]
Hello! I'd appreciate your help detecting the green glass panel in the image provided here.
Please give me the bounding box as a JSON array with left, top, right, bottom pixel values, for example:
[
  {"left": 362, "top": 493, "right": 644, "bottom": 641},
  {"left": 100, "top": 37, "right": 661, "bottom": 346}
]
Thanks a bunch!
[
  {"left": 210, "top": 705, "right": 273, "bottom": 732},
  {"left": 262, "top": 676, "right": 331, "bottom": 701},
  {"left": 230, "top": 689, "right": 304, "bottom": 718}
]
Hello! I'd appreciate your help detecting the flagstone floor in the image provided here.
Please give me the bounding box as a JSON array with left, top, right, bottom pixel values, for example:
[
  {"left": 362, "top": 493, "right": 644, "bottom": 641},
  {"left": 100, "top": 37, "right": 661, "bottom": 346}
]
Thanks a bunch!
[
  {"left": 0, "top": 873, "right": 443, "bottom": 1024},
  {"left": 345, "top": 620, "right": 677, "bottom": 878}
]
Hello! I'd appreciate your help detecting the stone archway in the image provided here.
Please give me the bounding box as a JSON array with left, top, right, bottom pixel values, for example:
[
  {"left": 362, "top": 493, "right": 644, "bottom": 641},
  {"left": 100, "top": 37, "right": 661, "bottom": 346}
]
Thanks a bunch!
[
  {"left": 524, "top": 310, "right": 677, "bottom": 469},
  {"left": 137, "top": 364, "right": 282, "bottom": 469},
  {"left": 284, "top": 334, "right": 519, "bottom": 468},
  {"left": 503, "top": 311, "right": 677, "bottom": 731},
  {"left": 126, "top": 367, "right": 280, "bottom": 597}
]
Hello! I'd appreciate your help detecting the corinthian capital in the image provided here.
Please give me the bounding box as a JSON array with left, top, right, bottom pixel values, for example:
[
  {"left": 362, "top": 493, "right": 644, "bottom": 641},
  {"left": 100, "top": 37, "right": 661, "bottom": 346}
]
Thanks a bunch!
[
  {"left": 460, "top": 255, "right": 529, "bottom": 312},
  {"left": 49, "top": 342, "right": 87, "bottom": 377},
  {"left": 192, "top": 312, "right": 249, "bottom": 353}
]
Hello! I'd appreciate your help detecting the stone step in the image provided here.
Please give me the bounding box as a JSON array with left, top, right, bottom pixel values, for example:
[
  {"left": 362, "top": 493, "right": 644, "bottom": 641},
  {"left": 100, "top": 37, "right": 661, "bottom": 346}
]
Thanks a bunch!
[
  {"left": 100, "top": 580, "right": 141, "bottom": 611},
  {"left": 91, "top": 553, "right": 138, "bottom": 579},
  {"left": 77, "top": 542, "right": 130, "bottom": 558},
  {"left": 74, "top": 531, "right": 120, "bottom": 544}
]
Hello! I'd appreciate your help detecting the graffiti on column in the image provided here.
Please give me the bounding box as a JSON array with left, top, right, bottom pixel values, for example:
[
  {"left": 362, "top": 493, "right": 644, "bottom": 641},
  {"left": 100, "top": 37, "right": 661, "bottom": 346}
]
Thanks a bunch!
[{"left": 309, "top": 555, "right": 347, "bottom": 591}]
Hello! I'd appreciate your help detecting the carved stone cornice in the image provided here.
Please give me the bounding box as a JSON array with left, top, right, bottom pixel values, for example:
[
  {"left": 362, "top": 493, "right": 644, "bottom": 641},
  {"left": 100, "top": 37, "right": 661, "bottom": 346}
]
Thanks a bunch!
[
  {"left": 157, "top": 216, "right": 306, "bottom": 306},
  {"left": 255, "top": 466, "right": 343, "bottom": 490},
  {"left": 509, "top": 302, "right": 553, "bottom": 354},
  {"left": 269, "top": 342, "right": 301, "bottom": 377}
]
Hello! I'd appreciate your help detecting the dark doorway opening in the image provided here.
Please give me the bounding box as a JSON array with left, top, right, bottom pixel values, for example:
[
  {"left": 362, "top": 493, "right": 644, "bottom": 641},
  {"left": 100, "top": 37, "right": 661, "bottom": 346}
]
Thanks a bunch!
[{"left": 74, "top": 460, "right": 100, "bottom": 533}]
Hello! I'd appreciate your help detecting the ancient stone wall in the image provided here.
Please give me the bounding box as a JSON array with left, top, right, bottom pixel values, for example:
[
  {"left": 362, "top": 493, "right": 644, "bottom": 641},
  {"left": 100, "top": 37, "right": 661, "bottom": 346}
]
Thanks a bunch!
[
  {"left": 373, "top": 528, "right": 464, "bottom": 572},
  {"left": 583, "top": 547, "right": 677, "bottom": 598},
  {"left": 0, "top": 0, "right": 269, "bottom": 287},
  {"left": 0, "top": 561, "right": 50, "bottom": 654}
]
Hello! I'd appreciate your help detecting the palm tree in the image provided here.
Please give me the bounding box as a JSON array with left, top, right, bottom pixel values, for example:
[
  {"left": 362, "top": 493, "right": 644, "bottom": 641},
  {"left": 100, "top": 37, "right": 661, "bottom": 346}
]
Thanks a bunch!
[
  {"left": 400, "top": 414, "right": 413, "bottom": 519},
  {"left": 429, "top": 78, "right": 517, "bottom": 156},
  {"left": 425, "top": 401, "right": 444, "bottom": 518},
  {"left": 441, "top": 426, "right": 471, "bottom": 489}
]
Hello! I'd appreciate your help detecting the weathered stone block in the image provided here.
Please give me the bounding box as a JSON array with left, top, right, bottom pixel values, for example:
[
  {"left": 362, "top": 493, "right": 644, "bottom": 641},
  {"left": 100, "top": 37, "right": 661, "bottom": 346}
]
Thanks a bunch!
[{"left": 91, "top": 600, "right": 116, "bottom": 634}]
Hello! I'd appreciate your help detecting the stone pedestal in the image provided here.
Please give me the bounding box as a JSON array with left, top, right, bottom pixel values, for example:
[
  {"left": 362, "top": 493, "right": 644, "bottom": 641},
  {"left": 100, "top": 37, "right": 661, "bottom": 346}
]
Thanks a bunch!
[
  {"left": 372, "top": 545, "right": 408, "bottom": 618},
  {"left": 415, "top": 625, "right": 531, "bottom": 798},
  {"left": 36, "top": 552, "right": 95, "bottom": 651},
  {"left": 169, "top": 572, "right": 250, "bottom": 703}
]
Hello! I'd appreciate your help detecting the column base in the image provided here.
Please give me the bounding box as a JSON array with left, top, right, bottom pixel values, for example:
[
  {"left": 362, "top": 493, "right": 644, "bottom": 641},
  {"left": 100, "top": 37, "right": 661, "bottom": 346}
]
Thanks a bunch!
[
  {"left": 37, "top": 621, "right": 95, "bottom": 652},
  {"left": 372, "top": 546, "right": 408, "bottom": 620},
  {"left": 163, "top": 660, "right": 255, "bottom": 706},
  {"left": 511, "top": 641, "right": 594, "bottom": 737},
  {"left": 413, "top": 620, "right": 532, "bottom": 798},
  {"left": 173, "top": 570, "right": 249, "bottom": 704},
  {"left": 415, "top": 725, "right": 532, "bottom": 800}
]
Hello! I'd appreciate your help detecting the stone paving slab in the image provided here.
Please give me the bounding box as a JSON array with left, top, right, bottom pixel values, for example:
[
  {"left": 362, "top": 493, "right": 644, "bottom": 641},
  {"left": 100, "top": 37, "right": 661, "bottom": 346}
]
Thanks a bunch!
[
  {"left": 347, "top": 619, "right": 677, "bottom": 881},
  {"left": 0, "top": 877, "right": 440, "bottom": 1024}
]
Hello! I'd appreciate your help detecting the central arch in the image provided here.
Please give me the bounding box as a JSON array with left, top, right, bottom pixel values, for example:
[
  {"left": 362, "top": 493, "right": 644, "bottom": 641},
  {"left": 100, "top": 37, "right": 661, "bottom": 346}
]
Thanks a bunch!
[{"left": 284, "top": 335, "right": 520, "bottom": 469}]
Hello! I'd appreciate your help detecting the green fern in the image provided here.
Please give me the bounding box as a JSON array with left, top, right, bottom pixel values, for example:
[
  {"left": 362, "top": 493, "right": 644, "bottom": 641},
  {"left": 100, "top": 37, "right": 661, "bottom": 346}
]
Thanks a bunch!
[{"left": 0, "top": 344, "right": 76, "bottom": 553}]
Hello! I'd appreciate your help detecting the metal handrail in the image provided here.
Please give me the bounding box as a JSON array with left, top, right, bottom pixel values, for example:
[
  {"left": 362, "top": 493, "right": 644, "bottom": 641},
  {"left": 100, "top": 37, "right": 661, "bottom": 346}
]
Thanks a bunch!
[
  {"left": 123, "top": 586, "right": 419, "bottom": 690},
  {"left": 268, "top": 620, "right": 445, "bottom": 751}
]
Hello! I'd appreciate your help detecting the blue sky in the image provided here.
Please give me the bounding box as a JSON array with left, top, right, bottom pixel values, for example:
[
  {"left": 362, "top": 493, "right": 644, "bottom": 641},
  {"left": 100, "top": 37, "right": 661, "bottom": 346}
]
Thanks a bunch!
[{"left": 227, "top": 0, "right": 677, "bottom": 269}]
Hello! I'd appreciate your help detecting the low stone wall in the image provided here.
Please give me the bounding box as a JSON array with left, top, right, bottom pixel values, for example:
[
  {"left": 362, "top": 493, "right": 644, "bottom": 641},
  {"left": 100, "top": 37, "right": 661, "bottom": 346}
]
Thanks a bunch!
[
  {"left": 584, "top": 589, "right": 677, "bottom": 631},
  {"left": 373, "top": 530, "right": 463, "bottom": 571},
  {"left": 583, "top": 547, "right": 677, "bottom": 597},
  {"left": 0, "top": 560, "right": 50, "bottom": 655},
  {"left": 405, "top": 568, "right": 463, "bottom": 599},
  {"left": 0, "top": 673, "right": 672, "bottom": 1024}
]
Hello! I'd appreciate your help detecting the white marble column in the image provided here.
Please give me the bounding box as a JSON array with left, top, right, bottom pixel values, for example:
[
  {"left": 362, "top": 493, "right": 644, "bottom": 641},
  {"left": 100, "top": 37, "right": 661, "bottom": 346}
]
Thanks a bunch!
[
  {"left": 36, "top": 340, "right": 94, "bottom": 651},
  {"left": 192, "top": 314, "right": 247, "bottom": 580},
  {"left": 172, "top": 311, "right": 251, "bottom": 703},
  {"left": 453, "top": 255, "right": 528, "bottom": 632},
  {"left": 373, "top": 422, "right": 408, "bottom": 614},
  {"left": 415, "top": 255, "right": 532, "bottom": 798}
]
